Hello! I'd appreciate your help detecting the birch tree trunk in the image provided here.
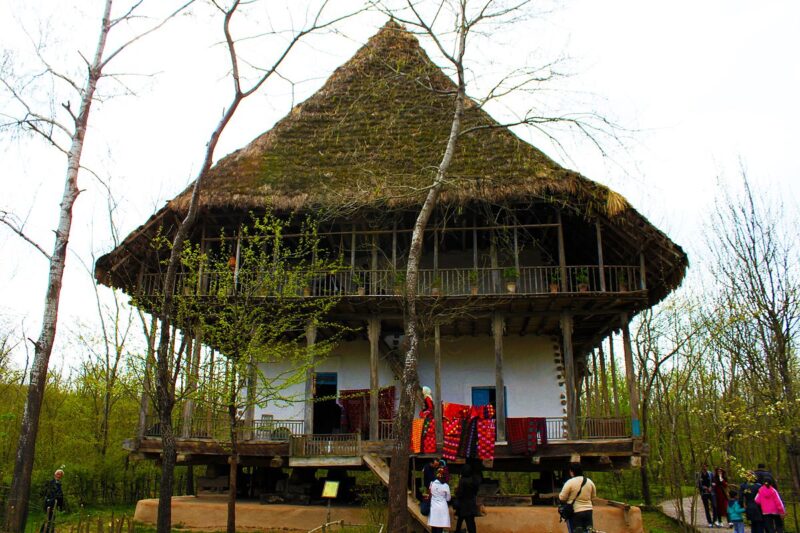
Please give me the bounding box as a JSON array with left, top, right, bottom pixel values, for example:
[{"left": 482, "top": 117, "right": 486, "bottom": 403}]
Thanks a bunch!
[{"left": 4, "top": 4, "right": 113, "bottom": 530}]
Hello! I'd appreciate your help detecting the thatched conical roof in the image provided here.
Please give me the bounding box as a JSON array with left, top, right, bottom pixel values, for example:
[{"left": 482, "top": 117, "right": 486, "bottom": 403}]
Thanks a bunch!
[{"left": 97, "top": 20, "right": 687, "bottom": 302}]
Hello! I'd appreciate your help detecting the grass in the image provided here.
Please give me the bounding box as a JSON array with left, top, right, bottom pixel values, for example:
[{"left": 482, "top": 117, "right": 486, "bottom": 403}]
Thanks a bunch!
[{"left": 641, "top": 509, "right": 686, "bottom": 533}]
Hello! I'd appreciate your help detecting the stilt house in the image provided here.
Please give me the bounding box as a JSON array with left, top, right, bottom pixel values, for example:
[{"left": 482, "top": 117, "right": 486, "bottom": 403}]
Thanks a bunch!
[{"left": 96, "top": 21, "right": 687, "bottom": 501}]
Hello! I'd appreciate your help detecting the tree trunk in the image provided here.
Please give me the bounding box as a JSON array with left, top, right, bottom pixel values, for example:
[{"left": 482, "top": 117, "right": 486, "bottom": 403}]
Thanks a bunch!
[
  {"left": 387, "top": 17, "right": 467, "bottom": 531},
  {"left": 4, "top": 4, "right": 112, "bottom": 531},
  {"left": 228, "top": 392, "right": 238, "bottom": 533}
]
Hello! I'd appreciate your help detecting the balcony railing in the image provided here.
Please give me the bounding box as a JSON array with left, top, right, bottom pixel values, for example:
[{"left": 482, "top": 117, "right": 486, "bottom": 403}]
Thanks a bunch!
[
  {"left": 545, "top": 417, "right": 632, "bottom": 441},
  {"left": 290, "top": 434, "right": 362, "bottom": 457},
  {"left": 142, "top": 415, "right": 304, "bottom": 442},
  {"left": 138, "top": 265, "right": 642, "bottom": 299}
]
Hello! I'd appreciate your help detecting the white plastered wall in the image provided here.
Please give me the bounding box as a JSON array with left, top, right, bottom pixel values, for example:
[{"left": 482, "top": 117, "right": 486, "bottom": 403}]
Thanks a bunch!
[{"left": 254, "top": 333, "right": 565, "bottom": 422}]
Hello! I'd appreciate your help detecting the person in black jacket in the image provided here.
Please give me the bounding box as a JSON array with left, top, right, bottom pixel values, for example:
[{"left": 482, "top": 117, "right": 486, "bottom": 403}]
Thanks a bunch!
[
  {"left": 41, "top": 469, "right": 65, "bottom": 533},
  {"left": 740, "top": 471, "right": 765, "bottom": 533},
  {"left": 697, "top": 464, "right": 715, "bottom": 527},
  {"left": 455, "top": 464, "right": 481, "bottom": 533}
]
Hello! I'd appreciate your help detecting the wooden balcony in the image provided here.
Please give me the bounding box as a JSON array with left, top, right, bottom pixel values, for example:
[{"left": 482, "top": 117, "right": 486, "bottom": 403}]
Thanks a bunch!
[{"left": 138, "top": 264, "right": 642, "bottom": 300}]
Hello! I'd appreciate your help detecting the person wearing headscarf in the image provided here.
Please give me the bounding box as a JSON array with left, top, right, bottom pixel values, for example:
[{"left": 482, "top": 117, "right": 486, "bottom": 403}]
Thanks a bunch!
[
  {"left": 712, "top": 466, "right": 729, "bottom": 526},
  {"left": 428, "top": 467, "right": 452, "bottom": 533},
  {"left": 420, "top": 386, "right": 434, "bottom": 418}
]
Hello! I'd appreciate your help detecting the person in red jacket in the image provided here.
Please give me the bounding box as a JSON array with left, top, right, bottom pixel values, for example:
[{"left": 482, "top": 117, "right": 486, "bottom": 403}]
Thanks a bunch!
[{"left": 755, "top": 479, "right": 785, "bottom": 533}]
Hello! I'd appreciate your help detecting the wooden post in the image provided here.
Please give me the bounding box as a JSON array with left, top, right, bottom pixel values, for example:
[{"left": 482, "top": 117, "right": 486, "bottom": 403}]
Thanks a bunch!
[
  {"left": 596, "top": 222, "right": 606, "bottom": 292},
  {"left": 493, "top": 313, "right": 507, "bottom": 442},
  {"left": 472, "top": 224, "right": 478, "bottom": 269},
  {"left": 136, "top": 313, "right": 158, "bottom": 445},
  {"left": 513, "top": 225, "right": 520, "bottom": 274},
  {"left": 392, "top": 221, "right": 397, "bottom": 269},
  {"left": 620, "top": 314, "right": 641, "bottom": 437},
  {"left": 598, "top": 343, "right": 611, "bottom": 417},
  {"left": 490, "top": 234, "right": 500, "bottom": 293},
  {"left": 244, "top": 353, "right": 257, "bottom": 441},
  {"left": 368, "top": 317, "right": 381, "bottom": 441},
  {"left": 434, "top": 324, "right": 443, "bottom": 450},
  {"left": 608, "top": 335, "right": 621, "bottom": 417},
  {"left": 182, "top": 326, "right": 203, "bottom": 438},
  {"left": 304, "top": 323, "right": 317, "bottom": 435},
  {"left": 206, "top": 348, "right": 216, "bottom": 436},
  {"left": 639, "top": 252, "right": 647, "bottom": 290},
  {"left": 233, "top": 227, "right": 242, "bottom": 288},
  {"left": 433, "top": 230, "right": 439, "bottom": 274},
  {"left": 350, "top": 226, "right": 357, "bottom": 271},
  {"left": 371, "top": 235, "right": 379, "bottom": 295},
  {"left": 560, "top": 312, "right": 578, "bottom": 439},
  {"left": 557, "top": 211, "right": 568, "bottom": 291}
]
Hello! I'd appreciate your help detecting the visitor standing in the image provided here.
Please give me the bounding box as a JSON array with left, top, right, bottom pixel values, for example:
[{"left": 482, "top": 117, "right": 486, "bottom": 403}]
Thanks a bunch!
[
  {"left": 740, "top": 471, "right": 765, "bottom": 533},
  {"left": 559, "top": 463, "right": 596, "bottom": 533},
  {"left": 712, "top": 466, "right": 729, "bottom": 527},
  {"left": 727, "top": 489, "right": 745, "bottom": 533},
  {"left": 755, "top": 479, "right": 785, "bottom": 533},
  {"left": 428, "top": 467, "right": 452, "bottom": 533},
  {"left": 41, "top": 469, "right": 65, "bottom": 533},
  {"left": 698, "top": 464, "right": 715, "bottom": 527},
  {"left": 454, "top": 464, "right": 480, "bottom": 533}
]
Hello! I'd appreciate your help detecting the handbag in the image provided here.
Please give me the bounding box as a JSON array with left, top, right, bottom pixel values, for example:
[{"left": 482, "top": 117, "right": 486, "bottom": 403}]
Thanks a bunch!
[
  {"left": 420, "top": 496, "right": 431, "bottom": 516},
  {"left": 558, "top": 476, "right": 588, "bottom": 522}
]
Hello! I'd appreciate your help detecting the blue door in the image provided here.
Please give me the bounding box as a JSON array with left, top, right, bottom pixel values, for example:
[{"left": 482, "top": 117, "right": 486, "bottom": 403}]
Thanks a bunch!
[{"left": 471, "top": 386, "right": 507, "bottom": 416}]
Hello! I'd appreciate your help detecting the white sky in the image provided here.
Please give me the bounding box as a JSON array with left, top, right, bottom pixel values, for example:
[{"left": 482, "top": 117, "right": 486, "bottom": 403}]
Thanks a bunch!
[{"left": 1, "top": 0, "right": 798, "bottom": 368}]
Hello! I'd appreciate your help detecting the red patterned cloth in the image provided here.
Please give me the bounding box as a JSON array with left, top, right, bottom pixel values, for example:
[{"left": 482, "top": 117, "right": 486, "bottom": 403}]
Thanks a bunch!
[
  {"left": 443, "top": 402, "right": 469, "bottom": 420},
  {"left": 507, "top": 417, "right": 548, "bottom": 455},
  {"left": 411, "top": 419, "right": 424, "bottom": 453},
  {"left": 477, "top": 419, "right": 496, "bottom": 460},
  {"left": 422, "top": 417, "right": 437, "bottom": 453},
  {"left": 442, "top": 418, "right": 463, "bottom": 461}
]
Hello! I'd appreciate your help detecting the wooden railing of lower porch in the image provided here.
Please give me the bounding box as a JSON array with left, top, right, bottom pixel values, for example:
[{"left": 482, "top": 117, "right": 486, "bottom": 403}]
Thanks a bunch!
[
  {"left": 290, "top": 434, "right": 362, "bottom": 457},
  {"left": 545, "top": 417, "right": 631, "bottom": 441}
]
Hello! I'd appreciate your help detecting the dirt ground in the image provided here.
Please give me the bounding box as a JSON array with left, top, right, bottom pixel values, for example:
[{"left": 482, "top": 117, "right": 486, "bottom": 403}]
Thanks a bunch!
[{"left": 134, "top": 496, "right": 643, "bottom": 532}]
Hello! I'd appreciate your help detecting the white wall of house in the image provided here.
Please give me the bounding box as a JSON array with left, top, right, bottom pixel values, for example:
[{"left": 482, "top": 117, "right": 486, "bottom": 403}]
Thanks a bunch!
[{"left": 254, "top": 333, "right": 565, "bottom": 423}]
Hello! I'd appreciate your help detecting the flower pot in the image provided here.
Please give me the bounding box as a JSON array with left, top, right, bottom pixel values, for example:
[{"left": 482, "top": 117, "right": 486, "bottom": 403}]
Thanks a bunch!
[
  {"left": 470, "top": 286, "right": 479, "bottom": 296},
  {"left": 356, "top": 286, "right": 365, "bottom": 296},
  {"left": 506, "top": 282, "right": 517, "bottom": 293},
  {"left": 303, "top": 286, "right": 311, "bottom": 297},
  {"left": 619, "top": 283, "right": 628, "bottom": 292},
  {"left": 394, "top": 286, "right": 403, "bottom": 296},
  {"left": 549, "top": 283, "right": 559, "bottom": 294},
  {"left": 431, "top": 287, "right": 440, "bottom": 297},
  {"left": 578, "top": 283, "right": 589, "bottom": 292}
]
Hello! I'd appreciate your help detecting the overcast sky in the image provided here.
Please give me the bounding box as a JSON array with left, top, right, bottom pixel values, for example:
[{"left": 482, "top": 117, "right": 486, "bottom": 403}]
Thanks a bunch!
[{"left": 1, "top": 0, "right": 798, "bottom": 367}]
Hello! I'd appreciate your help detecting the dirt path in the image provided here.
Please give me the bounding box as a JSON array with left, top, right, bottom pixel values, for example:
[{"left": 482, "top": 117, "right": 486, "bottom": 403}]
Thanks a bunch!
[{"left": 660, "top": 497, "right": 750, "bottom": 532}]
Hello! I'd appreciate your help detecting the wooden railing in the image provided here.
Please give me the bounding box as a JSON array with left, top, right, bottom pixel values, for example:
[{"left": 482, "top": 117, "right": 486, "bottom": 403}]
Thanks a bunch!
[
  {"left": 290, "top": 434, "right": 362, "bottom": 457},
  {"left": 142, "top": 415, "right": 304, "bottom": 442},
  {"left": 543, "top": 417, "right": 630, "bottom": 441},
  {"left": 378, "top": 419, "right": 395, "bottom": 441},
  {"left": 138, "top": 264, "right": 642, "bottom": 299}
]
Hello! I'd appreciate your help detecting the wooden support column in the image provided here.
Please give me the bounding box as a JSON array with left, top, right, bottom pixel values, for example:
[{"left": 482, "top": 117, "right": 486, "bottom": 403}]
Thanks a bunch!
[
  {"left": 493, "top": 313, "right": 507, "bottom": 442},
  {"left": 244, "top": 352, "right": 257, "bottom": 441},
  {"left": 434, "top": 324, "right": 443, "bottom": 450},
  {"left": 596, "top": 222, "right": 606, "bottom": 292},
  {"left": 490, "top": 234, "right": 500, "bottom": 293},
  {"left": 598, "top": 343, "right": 611, "bottom": 417},
  {"left": 368, "top": 317, "right": 381, "bottom": 441},
  {"left": 350, "top": 226, "right": 357, "bottom": 271},
  {"left": 639, "top": 253, "right": 647, "bottom": 290},
  {"left": 620, "top": 314, "right": 641, "bottom": 437},
  {"left": 433, "top": 230, "right": 439, "bottom": 273},
  {"left": 392, "top": 221, "right": 397, "bottom": 269},
  {"left": 472, "top": 224, "right": 478, "bottom": 269},
  {"left": 560, "top": 312, "right": 578, "bottom": 439},
  {"left": 608, "top": 335, "right": 621, "bottom": 417},
  {"left": 371, "top": 235, "right": 379, "bottom": 295},
  {"left": 513, "top": 226, "right": 520, "bottom": 274},
  {"left": 557, "top": 212, "right": 568, "bottom": 291},
  {"left": 233, "top": 227, "right": 242, "bottom": 288},
  {"left": 182, "top": 325, "right": 203, "bottom": 438},
  {"left": 136, "top": 313, "right": 158, "bottom": 445},
  {"left": 304, "top": 322, "right": 318, "bottom": 435}
]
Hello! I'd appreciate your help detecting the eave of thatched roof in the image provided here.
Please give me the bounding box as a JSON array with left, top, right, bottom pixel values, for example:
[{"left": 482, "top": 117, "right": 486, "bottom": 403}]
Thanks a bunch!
[{"left": 95, "top": 20, "right": 688, "bottom": 305}]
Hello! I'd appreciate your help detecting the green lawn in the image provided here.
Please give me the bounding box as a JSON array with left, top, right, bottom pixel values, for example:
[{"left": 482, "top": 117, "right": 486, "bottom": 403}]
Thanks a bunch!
[{"left": 640, "top": 509, "right": 686, "bottom": 533}]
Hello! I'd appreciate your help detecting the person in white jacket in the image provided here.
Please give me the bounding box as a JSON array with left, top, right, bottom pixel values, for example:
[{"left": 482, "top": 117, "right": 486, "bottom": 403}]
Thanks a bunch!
[{"left": 428, "top": 467, "right": 452, "bottom": 532}]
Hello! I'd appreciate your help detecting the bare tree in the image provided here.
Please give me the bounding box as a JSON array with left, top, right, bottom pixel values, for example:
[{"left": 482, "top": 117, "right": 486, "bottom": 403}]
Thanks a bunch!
[
  {"left": 0, "top": 2, "right": 193, "bottom": 530},
  {"left": 143, "top": 3, "right": 365, "bottom": 532}
]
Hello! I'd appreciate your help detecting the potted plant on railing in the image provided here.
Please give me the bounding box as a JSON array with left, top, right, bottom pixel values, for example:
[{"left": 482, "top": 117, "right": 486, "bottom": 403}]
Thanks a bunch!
[
  {"left": 468, "top": 270, "right": 479, "bottom": 295},
  {"left": 549, "top": 271, "right": 560, "bottom": 293},
  {"left": 393, "top": 271, "right": 406, "bottom": 296},
  {"left": 617, "top": 271, "right": 629, "bottom": 292},
  {"left": 431, "top": 274, "right": 442, "bottom": 297},
  {"left": 576, "top": 267, "right": 590, "bottom": 292},
  {"left": 503, "top": 267, "right": 519, "bottom": 293},
  {"left": 352, "top": 273, "right": 365, "bottom": 296}
]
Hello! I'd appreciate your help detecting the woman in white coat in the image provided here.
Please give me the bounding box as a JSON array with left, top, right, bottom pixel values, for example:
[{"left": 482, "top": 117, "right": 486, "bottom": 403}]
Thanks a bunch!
[{"left": 428, "top": 467, "right": 452, "bottom": 532}]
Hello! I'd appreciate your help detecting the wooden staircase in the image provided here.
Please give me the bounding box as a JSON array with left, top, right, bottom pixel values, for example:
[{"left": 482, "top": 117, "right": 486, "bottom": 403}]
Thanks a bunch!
[{"left": 363, "top": 453, "right": 431, "bottom": 532}]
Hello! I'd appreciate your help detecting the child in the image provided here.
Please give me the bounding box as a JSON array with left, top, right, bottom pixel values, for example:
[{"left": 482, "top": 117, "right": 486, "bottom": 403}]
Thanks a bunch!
[{"left": 728, "top": 489, "right": 745, "bottom": 533}]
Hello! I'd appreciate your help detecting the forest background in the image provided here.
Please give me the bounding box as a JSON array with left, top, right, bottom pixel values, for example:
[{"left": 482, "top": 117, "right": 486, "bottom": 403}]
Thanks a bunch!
[{"left": 0, "top": 0, "right": 799, "bottom": 529}]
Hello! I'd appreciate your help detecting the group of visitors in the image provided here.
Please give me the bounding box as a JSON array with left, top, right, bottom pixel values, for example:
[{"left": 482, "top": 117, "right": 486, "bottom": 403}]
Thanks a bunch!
[
  {"left": 698, "top": 463, "right": 786, "bottom": 531},
  {"left": 421, "top": 457, "right": 483, "bottom": 533}
]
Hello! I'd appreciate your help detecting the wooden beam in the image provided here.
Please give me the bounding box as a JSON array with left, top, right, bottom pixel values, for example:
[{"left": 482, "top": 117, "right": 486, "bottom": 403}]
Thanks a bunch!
[
  {"left": 620, "top": 313, "right": 641, "bottom": 437},
  {"left": 557, "top": 212, "right": 567, "bottom": 292},
  {"left": 560, "top": 312, "right": 578, "bottom": 439},
  {"left": 639, "top": 252, "right": 647, "bottom": 290},
  {"left": 434, "top": 324, "right": 443, "bottom": 450},
  {"left": 493, "top": 313, "right": 507, "bottom": 442},
  {"left": 371, "top": 235, "right": 378, "bottom": 295},
  {"left": 368, "top": 318, "right": 381, "bottom": 441},
  {"left": 598, "top": 343, "right": 611, "bottom": 417},
  {"left": 304, "top": 323, "right": 318, "bottom": 435},
  {"left": 596, "top": 222, "right": 606, "bottom": 292},
  {"left": 608, "top": 335, "right": 621, "bottom": 418}
]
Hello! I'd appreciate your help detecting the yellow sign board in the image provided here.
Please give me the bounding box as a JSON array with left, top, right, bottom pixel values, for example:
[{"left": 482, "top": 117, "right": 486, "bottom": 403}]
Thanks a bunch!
[{"left": 322, "top": 480, "right": 340, "bottom": 499}]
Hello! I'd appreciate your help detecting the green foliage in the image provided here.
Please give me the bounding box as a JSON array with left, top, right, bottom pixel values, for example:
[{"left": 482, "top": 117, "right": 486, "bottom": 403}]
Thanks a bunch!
[{"left": 502, "top": 267, "right": 518, "bottom": 282}]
